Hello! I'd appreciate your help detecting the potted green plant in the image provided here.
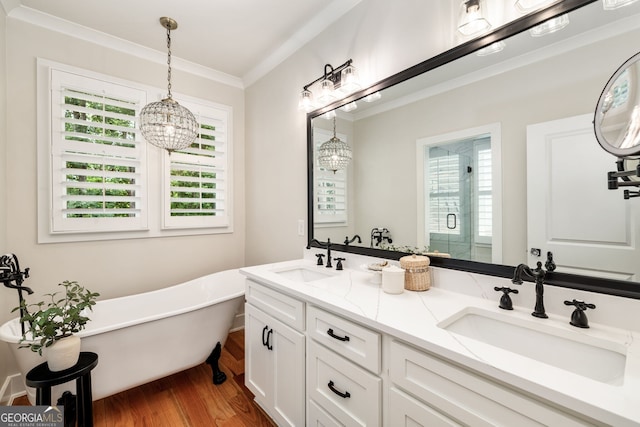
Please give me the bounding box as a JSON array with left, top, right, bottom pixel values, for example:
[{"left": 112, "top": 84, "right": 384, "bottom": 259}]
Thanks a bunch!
[{"left": 13, "top": 280, "right": 100, "bottom": 371}]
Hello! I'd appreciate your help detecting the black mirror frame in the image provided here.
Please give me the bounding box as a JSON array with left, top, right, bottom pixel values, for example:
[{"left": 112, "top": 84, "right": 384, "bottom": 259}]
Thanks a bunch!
[{"left": 307, "top": 0, "right": 640, "bottom": 300}]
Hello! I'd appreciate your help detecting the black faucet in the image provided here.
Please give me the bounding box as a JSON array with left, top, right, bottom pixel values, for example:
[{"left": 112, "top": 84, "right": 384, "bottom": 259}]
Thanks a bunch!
[
  {"left": 370, "top": 228, "right": 392, "bottom": 247},
  {"left": 343, "top": 235, "right": 361, "bottom": 246},
  {"left": 1, "top": 253, "right": 33, "bottom": 335},
  {"left": 309, "top": 238, "right": 333, "bottom": 268},
  {"left": 512, "top": 261, "right": 549, "bottom": 319}
]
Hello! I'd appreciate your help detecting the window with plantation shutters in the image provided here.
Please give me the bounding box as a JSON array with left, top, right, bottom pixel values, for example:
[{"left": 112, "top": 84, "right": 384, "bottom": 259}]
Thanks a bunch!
[
  {"left": 50, "top": 69, "right": 148, "bottom": 233},
  {"left": 313, "top": 128, "right": 348, "bottom": 225},
  {"left": 38, "top": 60, "right": 234, "bottom": 242},
  {"left": 163, "top": 100, "right": 231, "bottom": 229}
]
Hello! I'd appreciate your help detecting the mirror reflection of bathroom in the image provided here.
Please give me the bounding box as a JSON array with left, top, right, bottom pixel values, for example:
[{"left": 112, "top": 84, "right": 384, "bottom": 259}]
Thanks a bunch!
[
  {"left": 313, "top": 126, "right": 349, "bottom": 226},
  {"left": 417, "top": 124, "right": 500, "bottom": 263}
]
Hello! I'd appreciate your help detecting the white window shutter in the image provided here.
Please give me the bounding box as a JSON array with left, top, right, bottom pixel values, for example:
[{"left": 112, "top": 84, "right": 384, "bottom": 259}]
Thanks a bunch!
[
  {"left": 50, "top": 70, "right": 148, "bottom": 233},
  {"left": 163, "top": 99, "right": 232, "bottom": 229}
]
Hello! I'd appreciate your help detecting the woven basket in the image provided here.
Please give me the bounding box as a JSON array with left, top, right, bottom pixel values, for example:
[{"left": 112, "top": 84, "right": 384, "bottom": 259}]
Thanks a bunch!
[{"left": 399, "top": 254, "right": 431, "bottom": 291}]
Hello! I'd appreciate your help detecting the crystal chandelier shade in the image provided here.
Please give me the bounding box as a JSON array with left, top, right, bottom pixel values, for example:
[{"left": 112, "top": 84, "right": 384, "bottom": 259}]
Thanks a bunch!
[
  {"left": 318, "top": 117, "right": 352, "bottom": 173},
  {"left": 140, "top": 17, "right": 198, "bottom": 154}
]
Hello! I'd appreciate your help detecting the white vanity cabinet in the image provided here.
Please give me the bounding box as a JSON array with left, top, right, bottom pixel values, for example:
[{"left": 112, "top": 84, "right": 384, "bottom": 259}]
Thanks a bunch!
[
  {"left": 241, "top": 264, "right": 625, "bottom": 426},
  {"left": 306, "top": 306, "right": 382, "bottom": 426},
  {"left": 244, "top": 280, "right": 305, "bottom": 427},
  {"left": 388, "top": 340, "right": 596, "bottom": 427}
]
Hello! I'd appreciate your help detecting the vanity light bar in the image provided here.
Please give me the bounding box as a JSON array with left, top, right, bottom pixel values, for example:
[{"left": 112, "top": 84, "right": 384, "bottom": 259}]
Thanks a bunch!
[{"left": 298, "top": 59, "right": 361, "bottom": 112}]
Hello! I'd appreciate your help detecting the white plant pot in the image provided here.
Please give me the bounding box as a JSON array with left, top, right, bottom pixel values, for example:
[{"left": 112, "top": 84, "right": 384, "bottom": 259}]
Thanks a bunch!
[{"left": 45, "top": 335, "right": 81, "bottom": 371}]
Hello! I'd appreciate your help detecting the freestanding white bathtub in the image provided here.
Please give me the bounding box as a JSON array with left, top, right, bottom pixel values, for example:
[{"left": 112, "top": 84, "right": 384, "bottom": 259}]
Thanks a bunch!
[{"left": 0, "top": 268, "right": 245, "bottom": 404}]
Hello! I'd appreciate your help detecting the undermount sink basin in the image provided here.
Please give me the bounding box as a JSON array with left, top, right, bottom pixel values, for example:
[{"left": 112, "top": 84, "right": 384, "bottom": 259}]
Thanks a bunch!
[
  {"left": 274, "top": 266, "right": 334, "bottom": 283},
  {"left": 438, "top": 307, "right": 627, "bottom": 385}
]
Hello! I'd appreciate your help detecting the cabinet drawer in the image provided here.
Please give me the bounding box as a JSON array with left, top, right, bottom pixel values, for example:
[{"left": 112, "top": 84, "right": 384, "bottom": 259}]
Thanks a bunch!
[
  {"left": 389, "top": 386, "right": 461, "bottom": 427},
  {"left": 389, "top": 340, "right": 592, "bottom": 427},
  {"left": 246, "top": 279, "right": 304, "bottom": 331},
  {"left": 308, "top": 340, "right": 381, "bottom": 426},
  {"left": 308, "top": 399, "right": 343, "bottom": 427},
  {"left": 307, "top": 305, "right": 381, "bottom": 373}
]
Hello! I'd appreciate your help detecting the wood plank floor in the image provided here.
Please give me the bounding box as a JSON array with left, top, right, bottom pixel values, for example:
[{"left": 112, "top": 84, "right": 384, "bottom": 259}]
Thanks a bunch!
[{"left": 13, "top": 329, "right": 276, "bottom": 427}]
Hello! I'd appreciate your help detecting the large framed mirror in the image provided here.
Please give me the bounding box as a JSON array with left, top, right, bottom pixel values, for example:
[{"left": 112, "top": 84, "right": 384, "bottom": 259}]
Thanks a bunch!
[{"left": 307, "top": 0, "right": 640, "bottom": 299}]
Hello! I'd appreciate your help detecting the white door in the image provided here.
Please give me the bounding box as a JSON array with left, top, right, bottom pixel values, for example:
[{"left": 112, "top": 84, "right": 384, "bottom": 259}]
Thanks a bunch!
[{"left": 526, "top": 114, "right": 640, "bottom": 281}]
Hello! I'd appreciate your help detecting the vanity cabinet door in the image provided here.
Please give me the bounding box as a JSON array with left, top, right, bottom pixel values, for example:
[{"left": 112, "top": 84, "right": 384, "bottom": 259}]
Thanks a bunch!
[{"left": 245, "top": 303, "right": 305, "bottom": 427}]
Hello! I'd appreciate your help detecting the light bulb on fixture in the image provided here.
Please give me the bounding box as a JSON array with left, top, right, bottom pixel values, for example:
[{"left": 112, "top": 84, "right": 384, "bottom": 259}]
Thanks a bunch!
[
  {"left": 323, "top": 110, "right": 337, "bottom": 120},
  {"left": 363, "top": 92, "right": 382, "bottom": 102},
  {"left": 458, "top": 0, "right": 491, "bottom": 36},
  {"left": 340, "top": 65, "right": 361, "bottom": 94},
  {"left": 603, "top": 0, "right": 639, "bottom": 9},
  {"left": 514, "top": 0, "right": 554, "bottom": 13},
  {"left": 476, "top": 41, "right": 506, "bottom": 56},
  {"left": 318, "top": 79, "right": 337, "bottom": 104},
  {"left": 139, "top": 17, "right": 198, "bottom": 154},
  {"left": 298, "top": 89, "right": 315, "bottom": 112},
  {"left": 341, "top": 102, "right": 357, "bottom": 112},
  {"left": 529, "top": 13, "right": 569, "bottom": 37}
]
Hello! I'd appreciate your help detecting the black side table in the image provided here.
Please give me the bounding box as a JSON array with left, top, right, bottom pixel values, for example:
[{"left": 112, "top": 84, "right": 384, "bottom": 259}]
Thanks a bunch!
[{"left": 25, "top": 352, "right": 98, "bottom": 427}]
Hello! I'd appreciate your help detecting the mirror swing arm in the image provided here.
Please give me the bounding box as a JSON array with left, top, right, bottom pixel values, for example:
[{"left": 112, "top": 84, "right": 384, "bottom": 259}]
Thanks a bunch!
[
  {"left": 307, "top": 0, "right": 640, "bottom": 300},
  {"left": 608, "top": 160, "right": 640, "bottom": 199}
]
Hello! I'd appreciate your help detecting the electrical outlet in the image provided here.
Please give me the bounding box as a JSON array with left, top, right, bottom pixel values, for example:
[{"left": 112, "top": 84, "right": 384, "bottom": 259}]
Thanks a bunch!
[{"left": 297, "top": 219, "right": 305, "bottom": 236}]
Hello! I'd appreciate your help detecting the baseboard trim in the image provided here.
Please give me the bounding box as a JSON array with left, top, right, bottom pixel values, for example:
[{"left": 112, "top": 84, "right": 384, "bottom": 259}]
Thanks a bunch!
[
  {"left": 230, "top": 312, "right": 245, "bottom": 332},
  {"left": 0, "top": 373, "right": 26, "bottom": 405}
]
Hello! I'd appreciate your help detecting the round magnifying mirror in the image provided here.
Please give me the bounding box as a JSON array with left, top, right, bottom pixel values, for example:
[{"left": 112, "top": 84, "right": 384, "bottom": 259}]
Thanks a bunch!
[{"left": 594, "top": 51, "right": 640, "bottom": 157}]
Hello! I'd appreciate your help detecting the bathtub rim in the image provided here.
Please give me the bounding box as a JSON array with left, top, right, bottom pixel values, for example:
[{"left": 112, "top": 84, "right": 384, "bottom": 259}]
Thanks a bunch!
[{"left": 0, "top": 269, "right": 245, "bottom": 344}]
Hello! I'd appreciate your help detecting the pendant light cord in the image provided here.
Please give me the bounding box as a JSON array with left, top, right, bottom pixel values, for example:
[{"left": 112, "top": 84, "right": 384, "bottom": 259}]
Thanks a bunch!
[{"left": 166, "top": 24, "right": 173, "bottom": 99}]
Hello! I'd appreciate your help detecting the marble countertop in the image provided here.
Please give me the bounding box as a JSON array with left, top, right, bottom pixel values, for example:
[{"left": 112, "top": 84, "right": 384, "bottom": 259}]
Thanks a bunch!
[{"left": 240, "top": 252, "right": 640, "bottom": 426}]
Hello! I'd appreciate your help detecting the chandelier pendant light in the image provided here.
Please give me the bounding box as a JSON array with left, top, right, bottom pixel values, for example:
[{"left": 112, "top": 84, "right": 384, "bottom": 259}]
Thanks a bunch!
[
  {"left": 318, "top": 117, "right": 352, "bottom": 173},
  {"left": 140, "top": 17, "right": 198, "bottom": 154}
]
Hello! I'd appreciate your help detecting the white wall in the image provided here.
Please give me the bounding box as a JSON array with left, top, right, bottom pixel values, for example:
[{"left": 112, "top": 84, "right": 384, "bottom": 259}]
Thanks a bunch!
[
  {"left": 0, "top": 6, "right": 11, "bottom": 391},
  {"left": 0, "top": 17, "right": 245, "bottom": 382},
  {"left": 245, "top": 0, "right": 453, "bottom": 265}
]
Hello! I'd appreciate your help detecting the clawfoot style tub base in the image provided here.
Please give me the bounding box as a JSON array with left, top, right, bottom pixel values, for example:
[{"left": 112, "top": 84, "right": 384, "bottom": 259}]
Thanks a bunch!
[{"left": 206, "top": 342, "right": 227, "bottom": 385}]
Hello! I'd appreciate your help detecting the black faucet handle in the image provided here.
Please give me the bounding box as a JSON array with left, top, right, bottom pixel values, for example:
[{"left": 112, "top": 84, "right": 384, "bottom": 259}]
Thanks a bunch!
[
  {"left": 494, "top": 286, "right": 519, "bottom": 310},
  {"left": 334, "top": 257, "right": 345, "bottom": 271},
  {"left": 564, "top": 299, "right": 596, "bottom": 328},
  {"left": 316, "top": 253, "right": 325, "bottom": 266}
]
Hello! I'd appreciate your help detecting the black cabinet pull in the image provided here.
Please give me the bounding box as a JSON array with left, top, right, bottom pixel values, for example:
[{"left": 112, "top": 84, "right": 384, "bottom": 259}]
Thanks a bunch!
[
  {"left": 266, "top": 328, "right": 273, "bottom": 350},
  {"left": 262, "top": 325, "right": 269, "bottom": 347},
  {"left": 327, "top": 328, "right": 350, "bottom": 342},
  {"left": 327, "top": 381, "right": 351, "bottom": 399}
]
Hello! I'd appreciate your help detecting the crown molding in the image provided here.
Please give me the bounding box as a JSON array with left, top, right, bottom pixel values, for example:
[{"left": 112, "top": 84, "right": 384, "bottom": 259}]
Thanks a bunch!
[
  {"left": 5, "top": 5, "right": 244, "bottom": 89},
  {"left": 242, "top": 0, "right": 362, "bottom": 88}
]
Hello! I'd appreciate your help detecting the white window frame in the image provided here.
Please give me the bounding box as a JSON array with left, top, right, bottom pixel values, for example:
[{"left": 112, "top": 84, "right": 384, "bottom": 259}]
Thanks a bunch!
[{"left": 37, "top": 59, "right": 233, "bottom": 243}]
